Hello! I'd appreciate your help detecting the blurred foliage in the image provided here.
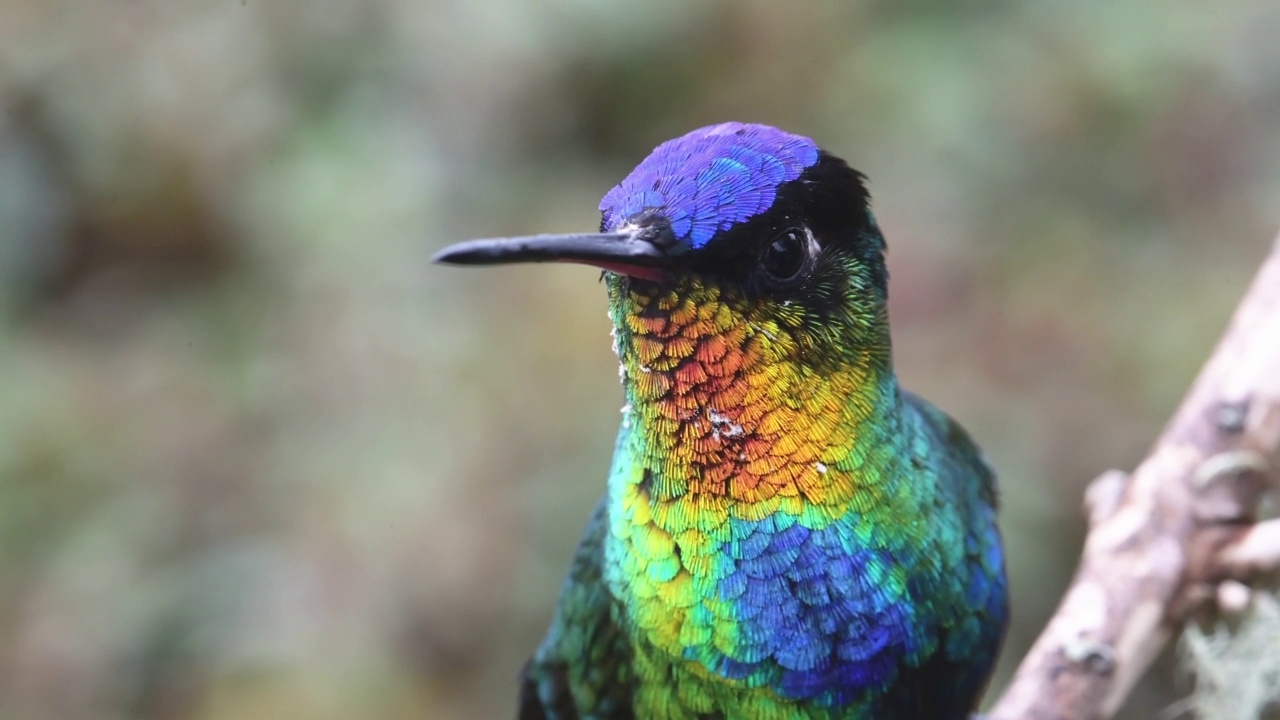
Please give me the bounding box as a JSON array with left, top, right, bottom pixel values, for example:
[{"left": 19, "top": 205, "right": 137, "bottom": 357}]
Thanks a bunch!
[{"left": 1, "top": 1, "right": 1278, "bottom": 718}]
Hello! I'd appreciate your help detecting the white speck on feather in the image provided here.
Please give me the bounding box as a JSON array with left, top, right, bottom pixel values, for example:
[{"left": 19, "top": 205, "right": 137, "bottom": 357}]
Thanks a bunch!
[
  {"left": 750, "top": 323, "right": 779, "bottom": 342},
  {"left": 815, "top": 462, "right": 828, "bottom": 474},
  {"left": 707, "top": 407, "right": 744, "bottom": 440}
]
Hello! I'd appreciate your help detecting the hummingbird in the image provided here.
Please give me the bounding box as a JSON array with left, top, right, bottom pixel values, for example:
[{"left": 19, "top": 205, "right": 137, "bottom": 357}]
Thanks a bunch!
[{"left": 435, "top": 123, "right": 1008, "bottom": 719}]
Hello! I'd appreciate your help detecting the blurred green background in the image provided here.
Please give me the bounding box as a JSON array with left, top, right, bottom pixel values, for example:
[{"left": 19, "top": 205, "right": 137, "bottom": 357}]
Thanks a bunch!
[{"left": 1, "top": 1, "right": 1278, "bottom": 719}]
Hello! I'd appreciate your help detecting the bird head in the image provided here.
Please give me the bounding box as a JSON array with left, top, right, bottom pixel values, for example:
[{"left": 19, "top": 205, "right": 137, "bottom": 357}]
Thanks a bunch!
[
  {"left": 436, "top": 123, "right": 891, "bottom": 383},
  {"left": 438, "top": 124, "right": 899, "bottom": 503}
]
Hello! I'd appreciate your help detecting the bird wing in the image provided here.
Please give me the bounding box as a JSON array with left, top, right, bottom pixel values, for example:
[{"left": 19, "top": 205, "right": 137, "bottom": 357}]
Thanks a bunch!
[
  {"left": 518, "top": 498, "right": 636, "bottom": 720},
  {"left": 895, "top": 392, "right": 1008, "bottom": 718}
]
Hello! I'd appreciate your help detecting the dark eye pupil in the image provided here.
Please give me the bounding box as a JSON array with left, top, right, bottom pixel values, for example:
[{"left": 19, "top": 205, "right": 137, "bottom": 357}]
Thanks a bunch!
[{"left": 762, "top": 231, "right": 806, "bottom": 281}]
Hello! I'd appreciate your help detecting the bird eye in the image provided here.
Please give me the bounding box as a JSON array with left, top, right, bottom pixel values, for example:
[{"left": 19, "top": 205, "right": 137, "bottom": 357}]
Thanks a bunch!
[{"left": 759, "top": 228, "right": 812, "bottom": 285}]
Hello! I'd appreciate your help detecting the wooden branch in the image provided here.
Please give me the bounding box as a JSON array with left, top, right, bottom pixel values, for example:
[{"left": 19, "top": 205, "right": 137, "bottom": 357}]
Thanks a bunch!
[{"left": 989, "top": 232, "right": 1280, "bottom": 720}]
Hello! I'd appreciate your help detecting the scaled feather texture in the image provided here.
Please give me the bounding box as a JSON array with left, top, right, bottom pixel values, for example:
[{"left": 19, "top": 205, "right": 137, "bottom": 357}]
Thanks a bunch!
[{"left": 453, "top": 123, "right": 1009, "bottom": 720}]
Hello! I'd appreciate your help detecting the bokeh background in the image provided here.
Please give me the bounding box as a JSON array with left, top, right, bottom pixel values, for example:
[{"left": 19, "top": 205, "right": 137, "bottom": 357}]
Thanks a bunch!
[{"left": 2, "top": 2, "right": 1279, "bottom": 719}]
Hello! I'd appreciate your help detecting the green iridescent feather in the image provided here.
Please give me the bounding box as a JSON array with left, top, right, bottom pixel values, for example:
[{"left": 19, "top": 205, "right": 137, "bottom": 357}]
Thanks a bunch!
[{"left": 437, "top": 123, "right": 1008, "bottom": 720}]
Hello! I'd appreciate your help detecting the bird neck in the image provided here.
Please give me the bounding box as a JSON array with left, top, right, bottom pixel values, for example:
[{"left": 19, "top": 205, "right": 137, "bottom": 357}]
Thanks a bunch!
[
  {"left": 606, "top": 278, "right": 901, "bottom": 508},
  {"left": 600, "top": 278, "right": 924, "bottom": 685}
]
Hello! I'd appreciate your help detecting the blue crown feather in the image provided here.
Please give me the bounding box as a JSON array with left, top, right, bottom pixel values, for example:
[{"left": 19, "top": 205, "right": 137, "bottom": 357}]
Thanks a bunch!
[{"left": 600, "top": 123, "right": 820, "bottom": 250}]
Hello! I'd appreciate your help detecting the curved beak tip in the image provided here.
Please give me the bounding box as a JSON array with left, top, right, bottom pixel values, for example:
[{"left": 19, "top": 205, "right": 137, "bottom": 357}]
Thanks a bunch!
[{"left": 431, "top": 242, "right": 488, "bottom": 265}]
